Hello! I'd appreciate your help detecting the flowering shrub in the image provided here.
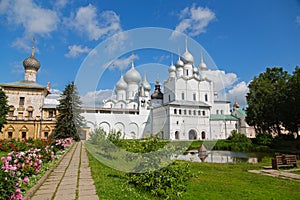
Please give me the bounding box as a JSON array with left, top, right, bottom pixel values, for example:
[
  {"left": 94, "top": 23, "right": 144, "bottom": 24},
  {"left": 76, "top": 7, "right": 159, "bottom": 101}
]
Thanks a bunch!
[{"left": 0, "top": 138, "right": 73, "bottom": 200}]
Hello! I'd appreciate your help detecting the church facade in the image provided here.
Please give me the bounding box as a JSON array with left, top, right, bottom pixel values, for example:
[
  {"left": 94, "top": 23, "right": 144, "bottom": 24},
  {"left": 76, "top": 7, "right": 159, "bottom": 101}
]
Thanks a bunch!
[
  {"left": 0, "top": 44, "right": 58, "bottom": 140},
  {"left": 82, "top": 43, "right": 239, "bottom": 140}
]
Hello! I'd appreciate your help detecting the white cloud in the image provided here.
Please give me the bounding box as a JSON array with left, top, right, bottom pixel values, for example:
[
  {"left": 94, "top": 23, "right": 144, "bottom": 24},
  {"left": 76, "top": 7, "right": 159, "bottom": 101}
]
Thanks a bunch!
[
  {"left": 105, "top": 31, "right": 128, "bottom": 54},
  {"left": 65, "top": 45, "right": 91, "bottom": 58},
  {"left": 50, "top": 88, "right": 62, "bottom": 94},
  {"left": 227, "top": 81, "right": 249, "bottom": 108},
  {"left": 296, "top": 16, "right": 300, "bottom": 25},
  {"left": 81, "top": 89, "right": 114, "bottom": 107},
  {"left": 171, "top": 5, "right": 216, "bottom": 38},
  {"left": 1, "top": 0, "right": 59, "bottom": 36},
  {"left": 205, "top": 69, "right": 238, "bottom": 92},
  {"left": 66, "top": 4, "right": 121, "bottom": 41},
  {"left": 103, "top": 55, "right": 139, "bottom": 71},
  {"left": 54, "top": 0, "right": 68, "bottom": 9},
  {"left": 0, "top": 0, "right": 59, "bottom": 52}
]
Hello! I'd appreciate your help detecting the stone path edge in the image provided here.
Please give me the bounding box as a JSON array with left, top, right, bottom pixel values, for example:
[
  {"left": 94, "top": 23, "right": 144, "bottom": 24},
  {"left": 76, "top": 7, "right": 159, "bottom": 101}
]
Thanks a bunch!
[{"left": 23, "top": 142, "right": 76, "bottom": 200}]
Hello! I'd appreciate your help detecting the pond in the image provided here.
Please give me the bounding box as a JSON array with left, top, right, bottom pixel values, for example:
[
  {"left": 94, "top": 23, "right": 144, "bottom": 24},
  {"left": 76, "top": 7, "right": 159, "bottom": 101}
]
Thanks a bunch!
[{"left": 176, "top": 150, "right": 271, "bottom": 164}]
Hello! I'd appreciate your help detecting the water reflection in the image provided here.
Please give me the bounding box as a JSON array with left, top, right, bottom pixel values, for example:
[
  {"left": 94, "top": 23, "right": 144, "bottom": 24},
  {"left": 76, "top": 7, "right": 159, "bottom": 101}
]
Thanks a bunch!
[{"left": 177, "top": 150, "right": 259, "bottom": 164}]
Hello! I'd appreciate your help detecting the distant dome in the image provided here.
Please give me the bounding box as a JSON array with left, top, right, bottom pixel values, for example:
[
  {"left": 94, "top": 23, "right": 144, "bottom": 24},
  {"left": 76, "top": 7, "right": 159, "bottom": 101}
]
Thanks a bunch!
[
  {"left": 181, "top": 50, "right": 194, "bottom": 64},
  {"left": 116, "top": 75, "right": 127, "bottom": 90},
  {"left": 175, "top": 57, "right": 184, "bottom": 68},
  {"left": 198, "top": 62, "right": 207, "bottom": 70},
  {"left": 142, "top": 75, "right": 151, "bottom": 91},
  {"left": 151, "top": 80, "right": 163, "bottom": 100},
  {"left": 23, "top": 56, "right": 40, "bottom": 71},
  {"left": 168, "top": 64, "right": 176, "bottom": 73},
  {"left": 124, "top": 63, "right": 141, "bottom": 84},
  {"left": 193, "top": 67, "right": 198, "bottom": 74}
]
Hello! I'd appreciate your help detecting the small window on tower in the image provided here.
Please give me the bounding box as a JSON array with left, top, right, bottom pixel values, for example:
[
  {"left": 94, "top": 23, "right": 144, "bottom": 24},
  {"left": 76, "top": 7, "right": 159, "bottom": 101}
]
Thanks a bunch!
[
  {"left": 19, "top": 97, "right": 25, "bottom": 106},
  {"left": 205, "top": 94, "right": 208, "bottom": 102},
  {"left": 182, "top": 93, "right": 185, "bottom": 100},
  {"left": 28, "top": 111, "right": 33, "bottom": 118},
  {"left": 193, "top": 93, "right": 196, "bottom": 101},
  {"left": 8, "top": 132, "right": 13, "bottom": 138},
  {"left": 174, "top": 109, "right": 177, "bottom": 114},
  {"left": 49, "top": 111, "right": 54, "bottom": 118}
]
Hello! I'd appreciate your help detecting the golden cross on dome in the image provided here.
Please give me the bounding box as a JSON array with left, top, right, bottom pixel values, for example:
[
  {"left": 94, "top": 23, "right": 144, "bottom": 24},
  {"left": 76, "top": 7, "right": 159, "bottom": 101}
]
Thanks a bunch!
[{"left": 31, "top": 37, "right": 36, "bottom": 57}]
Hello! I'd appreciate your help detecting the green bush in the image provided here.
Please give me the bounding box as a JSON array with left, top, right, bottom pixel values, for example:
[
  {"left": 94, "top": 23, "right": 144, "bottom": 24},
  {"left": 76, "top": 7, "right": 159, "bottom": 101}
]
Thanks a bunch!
[
  {"left": 127, "top": 162, "right": 191, "bottom": 199},
  {"left": 254, "top": 133, "right": 273, "bottom": 146}
]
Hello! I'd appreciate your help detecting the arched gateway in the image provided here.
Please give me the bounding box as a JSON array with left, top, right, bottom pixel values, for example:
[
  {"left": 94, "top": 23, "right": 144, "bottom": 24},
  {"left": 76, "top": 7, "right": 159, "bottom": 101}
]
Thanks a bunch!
[{"left": 188, "top": 129, "right": 197, "bottom": 140}]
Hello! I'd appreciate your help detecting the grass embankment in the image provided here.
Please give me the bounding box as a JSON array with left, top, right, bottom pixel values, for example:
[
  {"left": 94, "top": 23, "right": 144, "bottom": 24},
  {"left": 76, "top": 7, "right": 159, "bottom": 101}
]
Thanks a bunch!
[{"left": 88, "top": 151, "right": 300, "bottom": 200}]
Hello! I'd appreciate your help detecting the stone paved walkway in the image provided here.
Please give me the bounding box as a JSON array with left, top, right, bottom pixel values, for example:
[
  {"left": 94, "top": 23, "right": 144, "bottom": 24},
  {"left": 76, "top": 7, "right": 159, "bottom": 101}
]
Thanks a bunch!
[
  {"left": 28, "top": 141, "right": 99, "bottom": 200},
  {"left": 249, "top": 169, "right": 300, "bottom": 182}
]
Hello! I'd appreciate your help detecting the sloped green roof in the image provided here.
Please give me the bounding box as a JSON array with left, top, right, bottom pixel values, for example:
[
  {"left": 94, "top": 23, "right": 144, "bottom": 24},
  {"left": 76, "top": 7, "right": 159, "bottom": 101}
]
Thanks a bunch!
[
  {"left": 210, "top": 114, "right": 239, "bottom": 121},
  {"left": 237, "top": 109, "right": 247, "bottom": 116}
]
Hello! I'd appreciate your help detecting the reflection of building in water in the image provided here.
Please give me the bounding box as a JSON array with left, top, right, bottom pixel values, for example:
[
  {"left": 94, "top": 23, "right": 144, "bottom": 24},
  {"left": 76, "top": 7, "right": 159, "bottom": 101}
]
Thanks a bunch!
[
  {"left": 82, "top": 39, "right": 243, "bottom": 140},
  {"left": 176, "top": 150, "right": 257, "bottom": 164}
]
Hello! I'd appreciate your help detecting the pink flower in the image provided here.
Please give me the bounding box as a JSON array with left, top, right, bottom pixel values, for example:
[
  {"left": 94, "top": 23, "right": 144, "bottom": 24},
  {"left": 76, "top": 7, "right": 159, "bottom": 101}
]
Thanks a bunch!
[
  {"left": 15, "top": 193, "right": 22, "bottom": 200},
  {"left": 24, "top": 177, "right": 29, "bottom": 183},
  {"left": 1, "top": 157, "right": 7, "bottom": 162},
  {"left": 7, "top": 156, "right": 12, "bottom": 161},
  {"left": 15, "top": 188, "right": 21, "bottom": 193}
]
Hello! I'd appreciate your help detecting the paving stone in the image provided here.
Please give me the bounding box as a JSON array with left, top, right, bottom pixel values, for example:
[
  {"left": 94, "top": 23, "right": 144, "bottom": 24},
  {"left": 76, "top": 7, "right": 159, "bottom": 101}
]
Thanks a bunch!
[{"left": 29, "top": 142, "right": 99, "bottom": 200}]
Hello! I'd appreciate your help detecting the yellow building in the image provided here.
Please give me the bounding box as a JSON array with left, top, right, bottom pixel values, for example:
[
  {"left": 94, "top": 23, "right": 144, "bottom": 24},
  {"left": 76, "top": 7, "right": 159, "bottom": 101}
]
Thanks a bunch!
[{"left": 0, "top": 44, "right": 57, "bottom": 140}]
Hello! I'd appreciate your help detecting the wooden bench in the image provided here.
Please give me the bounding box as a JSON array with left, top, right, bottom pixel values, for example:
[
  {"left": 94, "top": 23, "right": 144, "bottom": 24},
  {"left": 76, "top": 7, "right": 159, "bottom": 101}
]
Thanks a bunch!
[{"left": 272, "top": 154, "right": 297, "bottom": 169}]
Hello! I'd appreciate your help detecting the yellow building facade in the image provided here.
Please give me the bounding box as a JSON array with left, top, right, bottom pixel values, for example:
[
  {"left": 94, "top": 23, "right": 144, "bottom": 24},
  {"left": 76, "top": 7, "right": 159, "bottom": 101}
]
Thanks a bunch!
[{"left": 0, "top": 44, "right": 57, "bottom": 140}]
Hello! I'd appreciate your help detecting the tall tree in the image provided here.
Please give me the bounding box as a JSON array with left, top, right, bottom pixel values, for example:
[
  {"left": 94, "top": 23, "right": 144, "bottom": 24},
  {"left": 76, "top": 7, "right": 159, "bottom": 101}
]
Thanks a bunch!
[
  {"left": 0, "top": 87, "right": 9, "bottom": 133},
  {"left": 246, "top": 67, "right": 289, "bottom": 134},
  {"left": 52, "top": 82, "right": 84, "bottom": 141},
  {"left": 283, "top": 66, "right": 300, "bottom": 133}
]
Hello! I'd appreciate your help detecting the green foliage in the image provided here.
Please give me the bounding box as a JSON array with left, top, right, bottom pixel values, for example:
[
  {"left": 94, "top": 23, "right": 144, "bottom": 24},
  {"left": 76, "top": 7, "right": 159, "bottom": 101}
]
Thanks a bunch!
[
  {"left": 213, "top": 131, "right": 254, "bottom": 152},
  {"left": 0, "top": 169, "right": 19, "bottom": 200},
  {"left": 246, "top": 66, "right": 300, "bottom": 134},
  {"left": 0, "top": 87, "right": 9, "bottom": 133},
  {"left": 283, "top": 66, "right": 300, "bottom": 133},
  {"left": 88, "top": 130, "right": 191, "bottom": 198},
  {"left": 52, "top": 82, "right": 84, "bottom": 141},
  {"left": 127, "top": 162, "right": 191, "bottom": 199},
  {"left": 254, "top": 133, "right": 273, "bottom": 146}
]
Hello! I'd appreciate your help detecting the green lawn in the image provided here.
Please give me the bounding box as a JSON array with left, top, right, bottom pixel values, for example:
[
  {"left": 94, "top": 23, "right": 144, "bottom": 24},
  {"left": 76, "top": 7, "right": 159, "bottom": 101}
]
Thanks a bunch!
[{"left": 88, "top": 152, "right": 300, "bottom": 200}]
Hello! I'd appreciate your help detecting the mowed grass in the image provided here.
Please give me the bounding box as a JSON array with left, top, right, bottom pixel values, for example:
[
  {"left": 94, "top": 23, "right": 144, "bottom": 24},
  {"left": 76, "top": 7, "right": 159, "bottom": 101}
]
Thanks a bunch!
[
  {"left": 88, "top": 151, "right": 300, "bottom": 200},
  {"left": 183, "top": 160, "right": 300, "bottom": 200}
]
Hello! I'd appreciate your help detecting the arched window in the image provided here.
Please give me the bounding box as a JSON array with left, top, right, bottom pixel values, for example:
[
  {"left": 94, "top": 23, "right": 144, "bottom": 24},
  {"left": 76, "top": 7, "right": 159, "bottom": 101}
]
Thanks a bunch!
[
  {"left": 175, "top": 131, "right": 179, "bottom": 140},
  {"left": 221, "top": 110, "right": 224, "bottom": 115},
  {"left": 198, "top": 110, "right": 201, "bottom": 115},
  {"left": 179, "top": 109, "right": 182, "bottom": 115},
  {"left": 184, "top": 110, "right": 187, "bottom": 115},
  {"left": 182, "top": 93, "right": 185, "bottom": 100},
  {"left": 188, "top": 130, "right": 197, "bottom": 140},
  {"left": 201, "top": 131, "right": 206, "bottom": 140},
  {"left": 189, "top": 110, "right": 191, "bottom": 115},
  {"left": 216, "top": 110, "right": 219, "bottom": 115},
  {"left": 193, "top": 110, "right": 196, "bottom": 115},
  {"left": 205, "top": 94, "right": 208, "bottom": 102},
  {"left": 202, "top": 111, "right": 205, "bottom": 116},
  {"left": 174, "top": 109, "right": 177, "bottom": 114},
  {"left": 193, "top": 93, "right": 196, "bottom": 101}
]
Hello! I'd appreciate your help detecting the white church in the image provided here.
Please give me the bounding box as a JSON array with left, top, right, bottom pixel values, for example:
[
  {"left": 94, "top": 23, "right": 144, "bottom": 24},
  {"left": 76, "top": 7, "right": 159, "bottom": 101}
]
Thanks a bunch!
[{"left": 81, "top": 42, "right": 239, "bottom": 140}]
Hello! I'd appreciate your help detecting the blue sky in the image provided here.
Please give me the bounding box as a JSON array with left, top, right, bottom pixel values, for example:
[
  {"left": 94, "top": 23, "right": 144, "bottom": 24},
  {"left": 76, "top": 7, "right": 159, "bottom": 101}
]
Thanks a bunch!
[{"left": 1, "top": 0, "right": 300, "bottom": 107}]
